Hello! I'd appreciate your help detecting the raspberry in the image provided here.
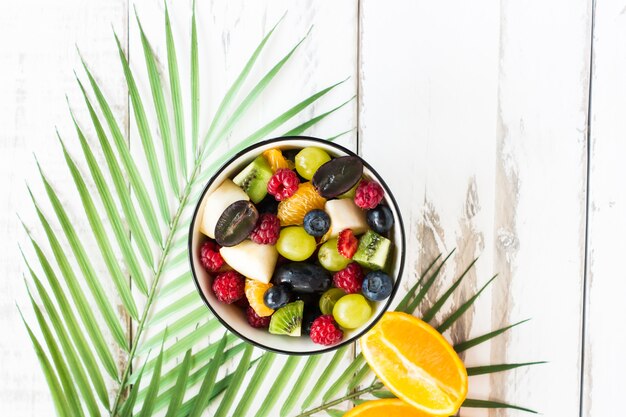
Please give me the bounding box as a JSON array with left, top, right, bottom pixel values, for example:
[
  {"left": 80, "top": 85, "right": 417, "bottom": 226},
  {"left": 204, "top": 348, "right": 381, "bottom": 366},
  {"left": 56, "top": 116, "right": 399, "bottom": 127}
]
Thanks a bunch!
[
  {"left": 212, "top": 271, "right": 245, "bottom": 304},
  {"left": 309, "top": 315, "right": 343, "bottom": 346},
  {"left": 354, "top": 179, "right": 385, "bottom": 209},
  {"left": 245, "top": 306, "right": 271, "bottom": 328},
  {"left": 234, "top": 296, "right": 250, "bottom": 309},
  {"left": 333, "top": 263, "right": 364, "bottom": 294},
  {"left": 267, "top": 168, "right": 300, "bottom": 201},
  {"left": 337, "top": 229, "right": 358, "bottom": 259},
  {"left": 199, "top": 241, "right": 224, "bottom": 272},
  {"left": 250, "top": 213, "right": 281, "bottom": 245}
]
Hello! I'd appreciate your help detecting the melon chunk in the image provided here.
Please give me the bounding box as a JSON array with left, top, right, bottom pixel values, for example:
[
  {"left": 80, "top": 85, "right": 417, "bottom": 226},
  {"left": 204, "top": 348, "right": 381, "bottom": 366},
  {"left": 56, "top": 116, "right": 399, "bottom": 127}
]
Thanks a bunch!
[
  {"left": 199, "top": 179, "right": 249, "bottom": 238},
  {"left": 325, "top": 198, "right": 368, "bottom": 238},
  {"left": 219, "top": 240, "right": 278, "bottom": 284}
]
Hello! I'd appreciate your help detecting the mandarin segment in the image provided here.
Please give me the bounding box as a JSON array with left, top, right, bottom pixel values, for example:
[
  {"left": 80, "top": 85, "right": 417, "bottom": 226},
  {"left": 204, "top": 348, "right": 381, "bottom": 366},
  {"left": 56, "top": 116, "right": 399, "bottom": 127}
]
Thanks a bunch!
[
  {"left": 263, "top": 148, "right": 293, "bottom": 172},
  {"left": 244, "top": 279, "right": 274, "bottom": 317},
  {"left": 277, "top": 182, "right": 326, "bottom": 226},
  {"left": 360, "top": 312, "right": 468, "bottom": 415}
]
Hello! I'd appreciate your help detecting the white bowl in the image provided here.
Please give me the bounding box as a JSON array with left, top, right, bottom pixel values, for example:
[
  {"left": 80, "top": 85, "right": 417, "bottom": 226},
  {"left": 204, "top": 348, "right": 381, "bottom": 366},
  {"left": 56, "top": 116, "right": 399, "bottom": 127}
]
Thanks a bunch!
[{"left": 189, "top": 136, "right": 405, "bottom": 354}]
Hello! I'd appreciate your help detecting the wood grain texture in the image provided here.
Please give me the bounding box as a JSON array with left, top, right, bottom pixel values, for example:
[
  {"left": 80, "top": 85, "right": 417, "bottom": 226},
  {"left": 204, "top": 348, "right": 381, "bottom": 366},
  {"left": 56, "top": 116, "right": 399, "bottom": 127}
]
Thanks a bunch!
[
  {"left": 583, "top": 0, "right": 626, "bottom": 415},
  {"left": 0, "top": 0, "right": 129, "bottom": 415},
  {"left": 359, "top": 1, "right": 590, "bottom": 416},
  {"left": 126, "top": 0, "right": 358, "bottom": 415},
  {"left": 0, "top": 0, "right": 613, "bottom": 416}
]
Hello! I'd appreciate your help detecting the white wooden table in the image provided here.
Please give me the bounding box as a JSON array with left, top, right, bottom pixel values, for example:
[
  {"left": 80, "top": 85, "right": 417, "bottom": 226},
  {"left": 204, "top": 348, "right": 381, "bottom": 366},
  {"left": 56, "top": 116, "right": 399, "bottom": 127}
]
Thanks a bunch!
[{"left": 0, "top": 0, "right": 622, "bottom": 416}]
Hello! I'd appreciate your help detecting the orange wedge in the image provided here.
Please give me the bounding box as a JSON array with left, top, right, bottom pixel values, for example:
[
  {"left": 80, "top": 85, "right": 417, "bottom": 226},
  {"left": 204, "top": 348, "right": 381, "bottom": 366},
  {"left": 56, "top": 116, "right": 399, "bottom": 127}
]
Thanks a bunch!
[
  {"left": 360, "top": 312, "right": 468, "bottom": 415},
  {"left": 345, "top": 399, "right": 435, "bottom": 417},
  {"left": 262, "top": 148, "right": 293, "bottom": 172}
]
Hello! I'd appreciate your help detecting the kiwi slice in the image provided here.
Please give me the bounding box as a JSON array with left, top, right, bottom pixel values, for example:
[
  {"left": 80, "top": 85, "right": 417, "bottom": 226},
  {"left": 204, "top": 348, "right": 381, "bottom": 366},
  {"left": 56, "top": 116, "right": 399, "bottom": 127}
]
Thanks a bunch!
[
  {"left": 233, "top": 156, "right": 273, "bottom": 203},
  {"left": 353, "top": 230, "right": 391, "bottom": 270},
  {"left": 269, "top": 300, "right": 304, "bottom": 337}
]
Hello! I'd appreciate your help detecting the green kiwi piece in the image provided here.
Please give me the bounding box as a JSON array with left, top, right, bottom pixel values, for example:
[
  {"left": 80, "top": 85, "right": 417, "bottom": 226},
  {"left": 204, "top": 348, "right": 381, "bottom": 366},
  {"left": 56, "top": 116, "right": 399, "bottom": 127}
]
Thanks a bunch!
[
  {"left": 233, "top": 156, "right": 273, "bottom": 203},
  {"left": 269, "top": 300, "right": 304, "bottom": 337},
  {"left": 353, "top": 230, "right": 391, "bottom": 270}
]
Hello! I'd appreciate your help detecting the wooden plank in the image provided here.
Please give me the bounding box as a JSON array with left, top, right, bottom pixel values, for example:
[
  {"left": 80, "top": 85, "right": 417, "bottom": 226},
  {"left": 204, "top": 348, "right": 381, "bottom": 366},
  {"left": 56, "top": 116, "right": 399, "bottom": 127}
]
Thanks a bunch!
[
  {"left": 583, "top": 1, "right": 626, "bottom": 415},
  {"left": 359, "top": 1, "right": 590, "bottom": 416},
  {"left": 127, "top": 0, "right": 358, "bottom": 415},
  {"left": 0, "top": 0, "right": 129, "bottom": 415}
]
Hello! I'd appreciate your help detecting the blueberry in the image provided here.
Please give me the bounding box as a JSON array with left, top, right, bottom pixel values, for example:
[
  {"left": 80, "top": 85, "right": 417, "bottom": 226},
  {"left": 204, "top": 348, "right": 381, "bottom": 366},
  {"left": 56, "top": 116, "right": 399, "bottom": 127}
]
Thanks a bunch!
[
  {"left": 362, "top": 271, "right": 393, "bottom": 301},
  {"left": 302, "top": 305, "right": 322, "bottom": 336},
  {"left": 263, "top": 284, "right": 292, "bottom": 309},
  {"left": 366, "top": 205, "right": 394, "bottom": 234},
  {"left": 303, "top": 209, "right": 330, "bottom": 237}
]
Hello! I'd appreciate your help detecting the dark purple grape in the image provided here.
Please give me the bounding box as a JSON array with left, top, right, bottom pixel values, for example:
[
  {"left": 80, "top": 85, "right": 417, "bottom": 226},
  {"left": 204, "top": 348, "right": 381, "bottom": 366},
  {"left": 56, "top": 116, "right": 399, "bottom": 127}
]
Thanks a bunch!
[
  {"left": 312, "top": 156, "right": 363, "bottom": 198},
  {"left": 274, "top": 263, "right": 331, "bottom": 293},
  {"left": 215, "top": 200, "right": 259, "bottom": 247}
]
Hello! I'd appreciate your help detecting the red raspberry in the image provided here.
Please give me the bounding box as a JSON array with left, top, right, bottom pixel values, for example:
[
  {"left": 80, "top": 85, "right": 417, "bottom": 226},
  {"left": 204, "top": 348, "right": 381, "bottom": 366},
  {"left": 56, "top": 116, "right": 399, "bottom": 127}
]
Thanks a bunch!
[
  {"left": 354, "top": 179, "right": 385, "bottom": 209},
  {"left": 250, "top": 213, "right": 281, "bottom": 245},
  {"left": 199, "top": 241, "right": 224, "bottom": 272},
  {"left": 267, "top": 168, "right": 300, "bottom": 201},
  {"left": 337, "top": 229, "right": 358, "bottom": 259},
  {"left": 333, "top": 263, "right": 364, "bottom": 294},
  {"left": 246, "top": 306, "right": 271, "bottom": 328},
  {"left": 212, "top": 271, "right": 245, "bottom": 304},
  {"left": 234, "top": 296, "right": 250, "bottom": 309},
  {"left": 309, "top": 315, "right": 343, "bottom": 346}
]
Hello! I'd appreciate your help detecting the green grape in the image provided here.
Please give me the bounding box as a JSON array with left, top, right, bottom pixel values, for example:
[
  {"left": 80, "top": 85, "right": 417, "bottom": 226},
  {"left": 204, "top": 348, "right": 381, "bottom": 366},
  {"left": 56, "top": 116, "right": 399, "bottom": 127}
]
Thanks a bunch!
[
  {"left": 319, "top": 288, "right": 346, "bottom": 315},
  {"left": 318, "top": 238, "right": 351, "bottom": 272},
  {"left": 333, "top": 294, "right": 372, "bottom": 329},
  {"left": 295, "top": 147, "right": 331, "bottom": 180},
  {"left": 276, "top": 226, "right": 316, "bottom": 261}
]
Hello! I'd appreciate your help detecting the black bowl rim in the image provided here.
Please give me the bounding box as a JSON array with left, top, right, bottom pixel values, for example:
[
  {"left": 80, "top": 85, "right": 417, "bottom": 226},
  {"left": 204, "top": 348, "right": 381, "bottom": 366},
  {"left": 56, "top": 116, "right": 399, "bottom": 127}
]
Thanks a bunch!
[{"left": 188, "top": 136, "right": 406, "bottom": 355}]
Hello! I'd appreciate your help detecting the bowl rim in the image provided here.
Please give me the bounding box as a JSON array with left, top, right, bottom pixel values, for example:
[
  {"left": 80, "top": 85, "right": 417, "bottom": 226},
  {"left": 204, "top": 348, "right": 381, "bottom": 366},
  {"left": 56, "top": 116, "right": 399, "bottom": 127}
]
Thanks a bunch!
[{"left": 188, "top": 136, "right": 406, "bottom": 355}]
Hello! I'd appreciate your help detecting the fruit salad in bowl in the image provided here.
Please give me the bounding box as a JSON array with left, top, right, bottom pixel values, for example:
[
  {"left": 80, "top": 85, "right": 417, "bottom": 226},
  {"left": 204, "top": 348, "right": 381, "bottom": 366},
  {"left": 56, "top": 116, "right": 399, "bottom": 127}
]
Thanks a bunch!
[{"left": 189, "top": 137, "right": 405, "bottom": 354}]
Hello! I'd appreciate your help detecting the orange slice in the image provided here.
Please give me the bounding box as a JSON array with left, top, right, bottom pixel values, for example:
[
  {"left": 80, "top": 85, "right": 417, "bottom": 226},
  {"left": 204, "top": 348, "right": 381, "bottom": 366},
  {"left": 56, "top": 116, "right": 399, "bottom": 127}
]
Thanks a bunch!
[
  {"left": 360, "top": 312, "right": 468, "bottom": 415},
  {"left": 262, "top": 148, "right": 293, "bottom": 172},
  {"left": 344, "top": 399, "right": 434, "bottom": 417},
  {"left": 277, "top": 182, "right": 326, "bottom": 226},
  {"left": 244, "top": 279, "right": 274, "bottom": 317}
]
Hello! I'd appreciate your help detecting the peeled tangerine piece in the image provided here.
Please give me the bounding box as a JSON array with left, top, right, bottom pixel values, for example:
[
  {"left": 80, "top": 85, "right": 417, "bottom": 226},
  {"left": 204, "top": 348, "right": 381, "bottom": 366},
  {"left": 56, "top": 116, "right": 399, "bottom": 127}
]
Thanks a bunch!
[
  {"left": 325, "top": 198, "right": 368, "bottom": 238},
  {"left": 199, "top": 179, "right": 249, "bottom": 238},
  {"left": 220, "top": 240, "right": 278, "bottom": 284}
]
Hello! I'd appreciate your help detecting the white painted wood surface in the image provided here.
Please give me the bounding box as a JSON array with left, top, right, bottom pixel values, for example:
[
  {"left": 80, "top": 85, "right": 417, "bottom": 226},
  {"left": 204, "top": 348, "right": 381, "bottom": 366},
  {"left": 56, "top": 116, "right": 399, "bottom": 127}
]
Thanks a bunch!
[{"left": 0, "top": 0, "right": 616, "bottom": 416}]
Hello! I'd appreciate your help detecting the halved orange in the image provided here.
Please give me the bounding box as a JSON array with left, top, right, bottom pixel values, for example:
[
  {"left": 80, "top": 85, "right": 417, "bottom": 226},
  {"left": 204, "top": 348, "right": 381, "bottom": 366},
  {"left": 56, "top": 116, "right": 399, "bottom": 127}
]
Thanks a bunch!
[
  {"left": 345, "top": 399, "right": 434, "bottom": 417},
  {"left": 360, "top": 312, "right": 468, "bottom": 415}
]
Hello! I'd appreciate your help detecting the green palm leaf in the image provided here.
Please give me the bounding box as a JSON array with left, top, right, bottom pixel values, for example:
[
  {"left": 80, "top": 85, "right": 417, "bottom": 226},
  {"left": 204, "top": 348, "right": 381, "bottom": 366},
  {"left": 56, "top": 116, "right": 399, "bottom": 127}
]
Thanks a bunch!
[
  {"left": 26, "top": 197, "right": 119, "bottom": 381},
  {"left": 20, "top": 236, "right": 110, "bottom": 408},
  {"left": 114, "top": 31, "right": 170, "bottom": 224},
  {"left": 214, "top": 344, "right": 254, "bottom": 417},
  {"left": 135, "top": 9, "right": 180, "bottom": 197},
  {"left": 164, "top": 349, "right": 192, "bottom": 417},
  {"left": 18, "top": 5, "right": 542, "bottom": 417},
  {"left": 35, "top": 157, "right": 132, "bottom": 341},
  {"left": 18, "top": 308, "right": 72, "bottom": 417},
  {"left": 137, "top": 340, "right": 165, "bottom": 417},
  {"left": 22, "top": 261, "right": 100, "bottom": 417},
  {"left": 254, "top": 355, "right": 301, "bottom": 417},
  {"left": 50, "top": 150, "right": 139, "bottom": 320},
  {"left": 279, "top": 354, "right": 322, "bottom": 417},
  {"left": 25, "top": 285, "right": 84, "bottom": 417},
  {"left": 190, "top": 1, "right": 199, "bottom": 155},
  {"left": 164, "top": 2, "right": 187, "bottom": 177},
  {"left": 187, "top": 333, "right": 228, "bottom": 417},
  {"left": 77, "top": 57, "right": 159, "bottom": 255}
]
